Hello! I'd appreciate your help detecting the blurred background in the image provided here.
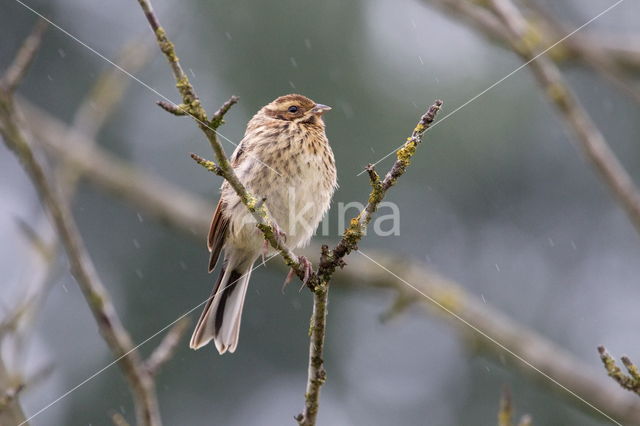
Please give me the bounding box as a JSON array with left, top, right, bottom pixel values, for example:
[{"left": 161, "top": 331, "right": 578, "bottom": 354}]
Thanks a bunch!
[{"left": 1, "top": 0, "right": 640, "bottom": 424}]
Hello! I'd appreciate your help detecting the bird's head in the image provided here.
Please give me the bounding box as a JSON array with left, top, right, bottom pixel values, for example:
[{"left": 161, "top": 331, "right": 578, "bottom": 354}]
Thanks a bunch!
[{"left": 261, "top": 94, "right": 331, "bottom": 126}]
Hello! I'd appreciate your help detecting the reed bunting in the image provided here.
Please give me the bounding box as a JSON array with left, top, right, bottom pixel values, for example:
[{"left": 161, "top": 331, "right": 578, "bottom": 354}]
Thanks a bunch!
[{"left": 190, "top": 94, "right": 337, "bottom": 354}]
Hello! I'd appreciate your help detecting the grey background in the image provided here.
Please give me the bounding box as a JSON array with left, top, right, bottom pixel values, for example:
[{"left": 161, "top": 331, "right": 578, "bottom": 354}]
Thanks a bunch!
[{"left": 1, "top": 0, "right": 639, "bottom": 425}]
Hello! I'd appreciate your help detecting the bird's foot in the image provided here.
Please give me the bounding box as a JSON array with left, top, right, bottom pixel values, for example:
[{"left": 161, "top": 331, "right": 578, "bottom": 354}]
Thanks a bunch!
[
  {"left": 281, "top": 256, "right": 313, "bottom": 293},
  {"left": 272, "top": 222, "right": 287, "bottom": 247},
  {"left": 297, "top": 255, "right": 313, "bottom": 292}
]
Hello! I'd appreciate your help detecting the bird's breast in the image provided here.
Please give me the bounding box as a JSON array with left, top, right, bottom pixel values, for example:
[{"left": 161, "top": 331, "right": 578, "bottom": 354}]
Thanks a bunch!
[{"left": 243, "top": 127, "right": 336, "bottom": 247}]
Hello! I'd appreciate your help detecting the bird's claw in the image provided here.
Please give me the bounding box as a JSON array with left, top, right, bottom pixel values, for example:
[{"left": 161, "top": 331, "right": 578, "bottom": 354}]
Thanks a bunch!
[
  {"left": 282, "top": 268, "right": 295, "bottom": 293},
  {"left": 281, "top": 256, "right": 313, "bottom": 293},
  {"left": 272, "top": 223, "right": 287, "bottom": 247},
  {"left": 298, "top": 256, "right": 313, "bottom": 292}
]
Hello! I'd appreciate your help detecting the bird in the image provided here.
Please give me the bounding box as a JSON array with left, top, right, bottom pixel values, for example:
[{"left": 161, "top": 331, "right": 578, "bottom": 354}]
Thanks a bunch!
[{"left": 189, "top": 94, "right": 337, "bottom": 354}]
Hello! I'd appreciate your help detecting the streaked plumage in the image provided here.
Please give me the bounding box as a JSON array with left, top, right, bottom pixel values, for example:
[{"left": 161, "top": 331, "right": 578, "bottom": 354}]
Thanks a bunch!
[{"left": 190, "top": 94, "right": 337, "bottom": 354}]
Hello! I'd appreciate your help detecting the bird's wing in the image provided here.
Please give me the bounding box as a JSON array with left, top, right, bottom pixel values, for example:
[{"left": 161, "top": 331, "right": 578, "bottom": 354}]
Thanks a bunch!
[{"left": 207, "top": 199, "right": 228, "bottom": 273}]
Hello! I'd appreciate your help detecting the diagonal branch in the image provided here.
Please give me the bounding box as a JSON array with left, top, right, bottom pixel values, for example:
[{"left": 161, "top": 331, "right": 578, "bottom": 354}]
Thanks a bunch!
[
  {"left": 435, "top": 0, "right": 640, "bottom": 235},
  {"left": 295, "top": 100, "right": 443, "bottom": 426},
  {"left": 0, "top": 27, "right": 161, "bottom": 426},
  {"left": 0, "top": 20, "right": 47, "bottom": 93},
  {"left": 136, "top": 0, "right": 310, "bottom": 281},
  {"left": 145, "top": 318, "right": 190, "bottom": 376}
]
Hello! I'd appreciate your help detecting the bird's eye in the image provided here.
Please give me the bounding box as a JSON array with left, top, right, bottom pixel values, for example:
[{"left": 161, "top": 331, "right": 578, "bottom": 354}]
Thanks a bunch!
[{"left": 288, "top": 105, "right": 299, "bottom": 113}]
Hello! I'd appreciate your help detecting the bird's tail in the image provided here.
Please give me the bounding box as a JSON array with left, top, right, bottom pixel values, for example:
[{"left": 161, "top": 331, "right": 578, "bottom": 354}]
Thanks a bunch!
[{"left": 189, "top": 260, "right": 254, "bottom": 354}]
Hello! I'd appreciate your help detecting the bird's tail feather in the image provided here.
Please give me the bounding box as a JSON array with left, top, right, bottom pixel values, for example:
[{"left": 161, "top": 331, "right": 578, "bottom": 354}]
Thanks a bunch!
[{"left": 189, "top": 262, "right": 253, "bottom": 354}]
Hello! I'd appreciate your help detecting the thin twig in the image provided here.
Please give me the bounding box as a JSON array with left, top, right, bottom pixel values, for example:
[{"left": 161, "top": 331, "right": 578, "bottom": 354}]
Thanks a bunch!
[
  {"left": 136, "top": 0, "right": 309, "bottom": 281},
  {"left": 27, "top": 99, "right": 640, "bottom": 423},
  {"left": 296, "top": 100, "right": 443, "bottom": 426},
  {"left": 0, "top": 20, "right": 47, "bottom": 93},
  {"left": 463, "top": 0, "right": 640, "bottom": 235},
  {"left": 145, "top": 318, "right": 190, "bottom": 376},
  {"left": 598, "top": 346, "right": 640, "bottom": 395},
  {"left": 1, "top": 33, "right": 161, "bottom": 426},
  {"left": 427, "top": 0, "right": 640, "bottom": 103},
  {"left": 0, "top": 359, "right": 26, "bottom": 426},
  {"left": 498, "top": 385, "right": 513, "bottom": 426}
]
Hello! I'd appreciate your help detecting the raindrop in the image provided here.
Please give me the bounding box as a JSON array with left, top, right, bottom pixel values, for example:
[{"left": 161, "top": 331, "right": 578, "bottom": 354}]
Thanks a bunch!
[
  {"left": 481, "top": 294, "right": 486, "bottom": 304},
  {"left": 135, "top": 269, "right": 144, "bottom": 279},
  {"left": 132, "top": 239, "right": 140, "bottom": 249},
  {"left": 304, "top": 38, "right": 312, "bottom": 50},
  {"left": 570, "top": 241, "right": 577, "bottom": 250},
  {"left": 137, "top": 213, "right": 144, "bottom": 223},
  {"left": 418, "top": 55, "right": 424, "bottom": 65},
  {"left": 225, "top": 32, "right": 232, "bottom": 40},
  {"left": 179, "top": 260, "right": 188, "bottom": 270},
  {"left": 547, "top": 237, "right": 555, "bottom": 247},
  {"left": 290, "top": 57, "right": 298, "bottom": 68},
  {"left": 62, "top": 283, "right": 68, "bottom": 293},
  {"left": 47, "top": 75, "right": 53, "bottom": 81},
  {"left": 189, "top": 68, "right": 196, "bottom": 78},
  {"left": 495, "top": 264, "right": 500, "bottom": 272},
  {"left": 289, "top": 81, "right": 296, "bottom": 89},
  {"left": 57, "top": 48, "right": 66, "bottom": 58},
  {"left": 411, "top": 19, "right": 417, "bottom": 29}
]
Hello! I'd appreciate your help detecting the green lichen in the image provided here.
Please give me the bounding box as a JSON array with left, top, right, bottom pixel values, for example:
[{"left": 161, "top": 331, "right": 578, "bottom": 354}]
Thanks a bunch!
[
  {"left": 546, "top": 83, "right": 568, "bottom": 104},
  {"left": 396, "top": 140, "right": 417, "bottom": 165}
]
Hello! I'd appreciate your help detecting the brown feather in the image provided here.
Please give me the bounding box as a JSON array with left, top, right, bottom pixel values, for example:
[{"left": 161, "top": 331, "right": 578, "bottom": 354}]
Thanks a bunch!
[{"left": 207, "top": 200, "right": 228, "bottom": 273}]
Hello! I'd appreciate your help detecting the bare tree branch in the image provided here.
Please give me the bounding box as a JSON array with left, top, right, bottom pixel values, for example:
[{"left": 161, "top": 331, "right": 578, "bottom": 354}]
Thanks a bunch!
[
  {"left": 497, "top": 386, "right": 532, "bottom": 426},
  {"left": 498, "top": 385, "right": 513, "bottom": 426},
  {"left": 598, "top": 346, "right": 640, "bottom": 396},
  {"left": 145, "top": 318, "right": 190, "bottom": 377},
  {"left": 428, "top": 0, "right": 640, "bottom": 103},
  {"left": 429, "top": 0, "right": 640, "bottom": 236},
  {"left": 0, "top": 20, "right": 47, "bottom": 93},
  {"left": 136, "top": 0, "right": 310, "bottom": 281},
  {"left": 1, "top": 32, "right": 161, "bottom": 426},
  {"left": 0, "top": 359, "right": 26, "bottom": 426},
  {"left": 295, "top": 100, "right": 443, "bottom": 425}
]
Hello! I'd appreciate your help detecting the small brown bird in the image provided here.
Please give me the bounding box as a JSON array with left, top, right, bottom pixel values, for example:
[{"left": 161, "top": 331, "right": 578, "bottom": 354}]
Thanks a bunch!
[{"left": 190, "top": 94, "right": 337, "bottom": 354}]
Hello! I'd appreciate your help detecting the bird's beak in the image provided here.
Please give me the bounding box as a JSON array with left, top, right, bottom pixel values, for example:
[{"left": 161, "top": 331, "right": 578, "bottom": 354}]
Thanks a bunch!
[{"left": 312, "top": 104, "right": 332, "bottom": 115}]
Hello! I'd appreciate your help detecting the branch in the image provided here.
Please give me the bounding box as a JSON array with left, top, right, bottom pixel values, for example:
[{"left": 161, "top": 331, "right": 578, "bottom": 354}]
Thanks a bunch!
[
  {"left": 521, "top": 1, "right": 640, "bottom": 104},
  {"left": 0, "top": 359, "right": 26, "bottom": 426},
  {"left": 145, "top": 318, "right": 190, "bottom": 376},
  {"left": 22, "top": 97, "right": 640, "bottom": 424},
  {"left": 295, "top": 100, "right": 442, "bottom": 425},
  {"left": 598, "top": 346, "right": 640, "bottom": 396},
  {"left": 0, "top": 20, "right": 47, "bottom": 93},
  {"left": 484, "top": 0, "right": 640, "bottom": 237},
  {"left": 1, "top": 35, "right": 161, "bottom": 426},
  {"left": 498, "top": 386, "right": 532, "bottom": 426},
  {"left": 498, "top": 386, "right": 513, "bottom": 426},
  {"left": 427, "top": 0, "right": 640, "bottom": 103},
  {"left": 136, "top": 0, "right": 309, "bottom": 281},
  {"left": 438, "top": 0, "right": 640, "bottom": 235}
]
